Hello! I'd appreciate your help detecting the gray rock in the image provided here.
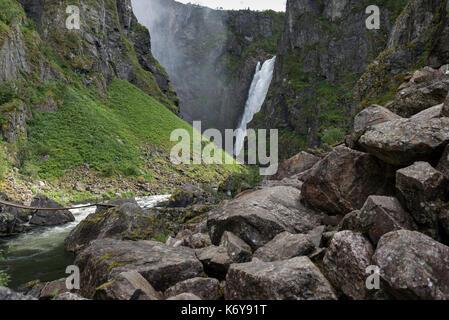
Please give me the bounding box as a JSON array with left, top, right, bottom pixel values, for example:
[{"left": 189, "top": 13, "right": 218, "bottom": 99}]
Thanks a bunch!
[
  {"left": 323, "top": 231, "right": 374, "bottom": 300},
  {"left": 94, "top": 270, "right": 163, "bottom": 300},
  {"left": 164, "top": 277, "right": 220, "bottom": 300},
  {"left": 359, "top": 196, "right": 416, "bottom": 245},
  {"left": 195, "top": 246, "right": 231, "bottom": 280},
  {"left": 410, "top": 103, "right": 444, "bottom": 121},
  {"left": 354, "top": 105, "right": 401, "bottom": 132},
  {"left": 39, "top": 278, "right": 71, "bottom": 300},
  {"left": 306, "top": 226, "right": 326, "bottom": 248},
  {"left": 65, "top": 202, "right": 166, "bottom": 253},
  {"left": 29, "top": 195, "right": 74, "bottom": 226},
  {"left": 301, "top": 146, "right": 395, "bottom": 215},
  {"left": 396, "top": 162, "right": 448, "bottom": 238},
  {"left": 0, "top": 286, "right": 37, "bottom": 300},
  {"left": 253, "top": 232, "right": 315, "bottom": 262},
  {"left": 166, "top": 293, "right": 202, "bottom": 300},
  {"left": 373, "top": 230, "right": 449, "bottom": 300},
  {"left": 75, "top": 239, "right": 203, "bottom": 298},
  {"left": 208, "top": 186, "right": 322, "bottom": 250},
  {"left": 225, "top": 257, "right": 337, "bottom": 300},
  {"left": 337, "top": 210, "right": 363, "bottom": 233},
  {"left": 359, "top": 118, "right": 449, "bottom": 166},
  {"left": 53, "top": 292, "right": 88, "bottom": 300},
  {"left": 176, "top": 230, "right": 212, "bottom": 249},
  {"left": 220, "top": 231, "right": 252, "bottom": 263}
]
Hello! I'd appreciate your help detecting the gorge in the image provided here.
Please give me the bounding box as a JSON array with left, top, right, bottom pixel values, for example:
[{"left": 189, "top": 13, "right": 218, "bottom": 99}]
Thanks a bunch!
[{"left": 1, "top": 0, "right": 449, "bottom": 302}]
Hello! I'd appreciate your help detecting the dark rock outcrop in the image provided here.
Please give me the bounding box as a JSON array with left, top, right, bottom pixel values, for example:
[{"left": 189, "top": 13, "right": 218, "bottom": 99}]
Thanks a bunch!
[
  {"left": 29, "top": 195, "right": 74, "bottom": 226},
  {"left": 195, "top": 246, "right": 232, "bottom": 280}
]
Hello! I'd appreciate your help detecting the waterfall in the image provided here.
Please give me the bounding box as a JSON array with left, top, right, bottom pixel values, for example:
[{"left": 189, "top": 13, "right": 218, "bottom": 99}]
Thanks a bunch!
[{"left": 234, "top": 56, "right": 276, "bottom": 156}]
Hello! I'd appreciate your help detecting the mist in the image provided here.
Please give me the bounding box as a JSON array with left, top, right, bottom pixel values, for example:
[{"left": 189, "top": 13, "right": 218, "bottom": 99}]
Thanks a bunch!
[{"left": 131, "top": 0, "right": 233, "bottom": 132}]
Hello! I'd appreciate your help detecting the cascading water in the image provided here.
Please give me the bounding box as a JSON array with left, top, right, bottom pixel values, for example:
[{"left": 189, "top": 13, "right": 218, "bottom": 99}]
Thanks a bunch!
[
  {"left": 0, "top": 194, "right": 171, "bottom": 289},
  {"left": 234, "top": 56, "right": 276, "bottom": 156}
]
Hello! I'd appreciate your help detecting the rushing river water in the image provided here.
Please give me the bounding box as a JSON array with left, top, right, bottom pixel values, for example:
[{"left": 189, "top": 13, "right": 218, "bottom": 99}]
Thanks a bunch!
[{"left": 0, "top": 195, "right": 171, "bottom": 289}]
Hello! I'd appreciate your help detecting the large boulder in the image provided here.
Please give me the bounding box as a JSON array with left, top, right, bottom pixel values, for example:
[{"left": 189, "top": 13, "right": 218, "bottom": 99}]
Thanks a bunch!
[
  {"left": 359, "top": 118, "right": 449, "bottom": 166},
  {"left": 225, "top": 257, "right": 337, "bottom": 300},
  {"left": 29, "top": 195, "right": 74, "bottom": 226},
  {"left": 301, "top": 146, "right": 395, "bottom": 215},
  {"left": 323, "top": 231, "right": 374, "bottom": 300},
  {"left": 273, "top": 151, "right": 320, "bottom": 180},
  {"left": 373, "top": 230, "right": 449, "bottom": 300},
  {"left": 65, "top": 203, "right": 168, "bottom": 253},
  {"left": 0, "top": 212, "right": 30, "bottom": 236},
  {"left": 0, "top": 194, "right": 29, "bottom": 223},
  {"left": 75, "top": 239, "right": 203, "bottom": 298},
  {"left": 359, "top": 196, "right": 416, "bottom": 245},
  {"left": 253, "top": 232, "right": 315, "bottom": 262},
  {"left": 396, "top": 162, "right": 448, "bottom": 238},
  {"left": 207, "top": 186, "right": 322, "bottom": 250},
  {"left": 164, "top": 277, "right": 220, "bottom": 300}
]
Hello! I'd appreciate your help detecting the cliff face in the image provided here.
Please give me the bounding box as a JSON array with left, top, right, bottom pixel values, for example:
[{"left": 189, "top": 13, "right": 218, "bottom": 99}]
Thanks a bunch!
[
  {"left": 354, "top": 0, "right": 449, "bottom": 109},
  {"left": 133, "top": 0, "right": 284, "bottom": 132},
  {"left": 0, "top": 0, "right": 179, "bottom": 143},
  {"left": 4, "top": 0, "right": 177, "bottom": 107},
  {"left": 250, "top": 0, "right": 403, "bottom": 159}
]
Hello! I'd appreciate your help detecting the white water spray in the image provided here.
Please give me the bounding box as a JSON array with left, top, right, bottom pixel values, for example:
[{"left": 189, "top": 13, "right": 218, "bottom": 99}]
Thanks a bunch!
[{"left": 234, "top": 56, "right": 276, "bottom": 156}]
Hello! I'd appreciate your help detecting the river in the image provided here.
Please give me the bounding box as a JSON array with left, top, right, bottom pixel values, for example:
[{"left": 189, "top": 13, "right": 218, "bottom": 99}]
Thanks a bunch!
[{"left": 0, "top": 195, "right": 171, "bottom": 289}]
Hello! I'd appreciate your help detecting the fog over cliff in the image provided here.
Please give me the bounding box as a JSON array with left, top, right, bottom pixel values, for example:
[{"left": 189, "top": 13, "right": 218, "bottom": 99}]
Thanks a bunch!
[
  {"left": 130, "top": 0, "right": 283, "bottom": 135},
  {"left": 131, "top": 0, "right": 231, "bottom": 130}
]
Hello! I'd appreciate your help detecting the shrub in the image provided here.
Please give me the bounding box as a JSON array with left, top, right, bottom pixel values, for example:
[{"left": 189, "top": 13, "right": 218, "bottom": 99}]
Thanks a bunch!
[{"left": 321, "top": 127, "right": 346, "bottom": 146}]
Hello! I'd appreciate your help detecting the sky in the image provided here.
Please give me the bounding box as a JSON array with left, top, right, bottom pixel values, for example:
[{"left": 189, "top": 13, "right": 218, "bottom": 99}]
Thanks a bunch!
[{"left": 177, "top": 0, "right": 286, "bottom": 11}]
